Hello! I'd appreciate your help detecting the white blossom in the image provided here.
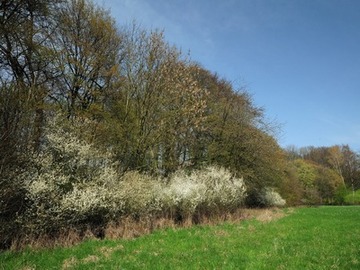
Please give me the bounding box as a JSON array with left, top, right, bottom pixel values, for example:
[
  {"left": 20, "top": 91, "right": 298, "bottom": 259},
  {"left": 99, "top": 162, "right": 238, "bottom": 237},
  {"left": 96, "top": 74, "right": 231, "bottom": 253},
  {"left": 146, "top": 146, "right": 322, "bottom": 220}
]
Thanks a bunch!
[{"left": 263, "top": 188, "right": 286, "bottom": 207}]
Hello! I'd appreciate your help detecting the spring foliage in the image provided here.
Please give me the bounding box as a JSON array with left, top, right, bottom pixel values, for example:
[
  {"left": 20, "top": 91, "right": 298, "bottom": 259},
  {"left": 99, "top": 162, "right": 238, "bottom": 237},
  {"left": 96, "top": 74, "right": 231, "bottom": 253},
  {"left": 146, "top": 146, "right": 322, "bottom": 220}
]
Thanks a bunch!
[
  {"left": 13, "top": 117, "right": 247, "bottom": 239},
  {"left": 5, "top": 0, "right": 358, "bottom": 250}
]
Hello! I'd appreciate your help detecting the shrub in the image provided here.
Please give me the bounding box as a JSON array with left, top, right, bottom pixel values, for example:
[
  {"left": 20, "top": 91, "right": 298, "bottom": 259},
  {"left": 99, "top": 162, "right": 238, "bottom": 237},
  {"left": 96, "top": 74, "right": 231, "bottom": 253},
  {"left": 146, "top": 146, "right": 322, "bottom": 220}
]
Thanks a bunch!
[
  {"left": 246, "top": 187, "right": 286, "bottom": 208},
  {"left": 16, "top": 116, "right": 122, "bottom": 237},
  {"left": 8, "top": 115, "right": 248, "bottom": 247},
  {"left": 344, "top": 189, "right": 360, "bottom": 205},
  {"left": 164, "top": 166, "right": 247, "bottom": 220},
  {"left": 117, "top": 171, "right": 165, "bottom": 217},
  {"left": 262, "top": 188, "right": 286, "bottom": 207}
]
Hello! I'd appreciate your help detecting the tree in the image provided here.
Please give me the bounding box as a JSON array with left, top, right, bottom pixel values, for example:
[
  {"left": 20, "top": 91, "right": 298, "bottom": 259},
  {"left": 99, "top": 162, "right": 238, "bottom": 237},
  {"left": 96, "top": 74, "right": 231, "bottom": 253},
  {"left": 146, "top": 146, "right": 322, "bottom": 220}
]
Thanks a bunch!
[
  {"left": 285, "top": 145, "right": 302, "bottom": 160},
  {"left": 105, "top": 26, "right": 174, "bottom": 172},
  {"left": 291, "top": 159, "right": 321, "bottom": 204},
  {"left": 0, "top": 0, "right": 60, "bottom": 86},
  {"left": 327, "top": 145, "right": 345, "bottom": 185},
  {"left": 188, "top": 68, "right": 286, "bottom": 206},
  {"left": 341, "top": 145, "right": 360, "bottom": 193},
  {"left": 299, "top": 144, "right": 360, "bottom": 192},
  {"left": 302, "top": 146, "right": 329, "bottom": 166},
  {"left": 53, "top": 0, "right": 121, "bottom": 118},
  {"left": 315, "top": 166, "right": 344, "bottom": 204},
  {"left": 102, "top": 26, "right": 208, "bottom": 174},
  {"left": 0, "top": 0, "right": 62, "bottom": 150},
  {"left": 155, "top": 62, "right": 208, "bottom": 174},
  {"left": 0, "top": 0, "right": 61, "bottom": 249}
]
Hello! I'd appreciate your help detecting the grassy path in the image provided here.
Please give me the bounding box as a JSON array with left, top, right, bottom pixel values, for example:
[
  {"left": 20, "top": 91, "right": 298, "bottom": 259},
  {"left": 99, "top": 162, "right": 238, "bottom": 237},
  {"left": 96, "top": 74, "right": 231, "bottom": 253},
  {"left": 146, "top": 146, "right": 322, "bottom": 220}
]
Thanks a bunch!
[{"left": 1, "top": 206, "right": 360, "bottom": 269}]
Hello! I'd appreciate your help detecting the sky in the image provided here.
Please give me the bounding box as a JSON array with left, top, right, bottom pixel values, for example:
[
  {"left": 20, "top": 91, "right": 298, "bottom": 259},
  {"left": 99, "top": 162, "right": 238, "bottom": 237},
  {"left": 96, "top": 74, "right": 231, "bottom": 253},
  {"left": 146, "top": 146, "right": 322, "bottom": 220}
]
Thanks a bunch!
[{"left": 95, "top": 0, "right": 360, "bottom": 151}]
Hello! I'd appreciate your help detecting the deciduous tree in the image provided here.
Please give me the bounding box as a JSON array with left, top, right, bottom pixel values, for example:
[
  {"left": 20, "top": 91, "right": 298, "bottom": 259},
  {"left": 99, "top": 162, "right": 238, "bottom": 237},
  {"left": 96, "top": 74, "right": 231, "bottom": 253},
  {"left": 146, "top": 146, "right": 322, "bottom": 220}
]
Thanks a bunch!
[{"left": 53, "top": 0, "right": 121, "bottom": 118}]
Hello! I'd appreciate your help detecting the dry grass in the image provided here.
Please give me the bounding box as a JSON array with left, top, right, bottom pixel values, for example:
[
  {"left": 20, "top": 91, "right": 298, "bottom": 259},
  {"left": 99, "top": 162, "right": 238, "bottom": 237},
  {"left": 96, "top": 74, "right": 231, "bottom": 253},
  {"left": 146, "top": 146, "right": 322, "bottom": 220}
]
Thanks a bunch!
[
  {"left": 241, "top": 207, "right": 288, "bottom": 223},
  {"left": 8, "top": 208, "right": 287, "bottom": 251},
  {"left": 82, "top": 255, "right": 100, "bottom": 263},
  {"left": 20, "top": 267, "right": 36, "bottom": 270},
  {"left": 98, "top": 245, "right": 124, "bottom": 258},
  {"left": 104, "top": 216, "right": 176, "bottom": 240},
  {"left": 62, "top": 257, "right": 78, "bottom": 270},
  {"left": 9, "top": 228, "right": 97, "bottom": 251},
  {"left": 61, "top": 254, "right": 101, "bottom": 269}
]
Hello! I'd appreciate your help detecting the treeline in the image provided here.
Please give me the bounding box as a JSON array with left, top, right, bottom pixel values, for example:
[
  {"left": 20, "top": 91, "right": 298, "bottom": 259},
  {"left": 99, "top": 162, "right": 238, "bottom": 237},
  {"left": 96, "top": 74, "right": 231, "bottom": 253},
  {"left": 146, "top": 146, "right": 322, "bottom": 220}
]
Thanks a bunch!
[
  {"left": 0, "top": 0, "right": 285, "bottom": 249},
  {"left": 0, "top": 0, "right": 359, "bottom": 250},
  {"left": 283, "top": 145, "right": 360, "bottom": 205},
  {"left": 0, "top": 0, "right": 283, "bottom": 177}
]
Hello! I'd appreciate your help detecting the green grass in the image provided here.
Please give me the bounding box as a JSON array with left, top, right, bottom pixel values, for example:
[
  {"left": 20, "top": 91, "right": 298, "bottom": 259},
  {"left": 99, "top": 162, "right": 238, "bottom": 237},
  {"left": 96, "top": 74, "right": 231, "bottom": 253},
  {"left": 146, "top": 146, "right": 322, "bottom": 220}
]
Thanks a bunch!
[{"left": 1, "top": 206, "right": 360, "bottom": 269}]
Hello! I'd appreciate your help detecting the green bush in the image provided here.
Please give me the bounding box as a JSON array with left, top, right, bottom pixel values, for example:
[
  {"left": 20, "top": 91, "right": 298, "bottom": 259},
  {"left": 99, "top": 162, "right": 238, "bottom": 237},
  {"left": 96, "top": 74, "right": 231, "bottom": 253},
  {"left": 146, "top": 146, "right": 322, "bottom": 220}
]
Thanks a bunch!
[
  {"left": 334, "top": 185, "right": 348, "bottom": 205},
  {"left": 344, "top": 189, "right": 360, "bottom": 205}
]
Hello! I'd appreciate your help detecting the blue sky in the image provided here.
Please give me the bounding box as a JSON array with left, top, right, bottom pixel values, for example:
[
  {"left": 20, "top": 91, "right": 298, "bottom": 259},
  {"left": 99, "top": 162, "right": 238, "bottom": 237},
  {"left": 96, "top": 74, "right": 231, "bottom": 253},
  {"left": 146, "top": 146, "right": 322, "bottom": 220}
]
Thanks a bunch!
[{"left": 95, "top": 0, "right": 360, "bottom": 151}]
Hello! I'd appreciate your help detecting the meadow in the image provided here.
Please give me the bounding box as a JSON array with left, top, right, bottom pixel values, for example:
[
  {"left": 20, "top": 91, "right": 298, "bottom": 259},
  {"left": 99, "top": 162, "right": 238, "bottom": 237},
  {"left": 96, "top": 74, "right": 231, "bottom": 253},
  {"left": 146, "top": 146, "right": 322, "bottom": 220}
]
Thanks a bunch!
[{"left": 1, "top": 206, "right": 359, "bottom": 270}]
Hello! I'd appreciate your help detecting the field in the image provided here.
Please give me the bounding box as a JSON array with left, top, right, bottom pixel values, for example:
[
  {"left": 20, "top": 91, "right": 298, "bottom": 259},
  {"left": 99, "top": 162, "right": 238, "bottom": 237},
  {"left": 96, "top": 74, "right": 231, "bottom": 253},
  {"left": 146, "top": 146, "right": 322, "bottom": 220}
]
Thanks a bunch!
[{"left": 1, "top": 206, "right": 360, "bottom": 269}]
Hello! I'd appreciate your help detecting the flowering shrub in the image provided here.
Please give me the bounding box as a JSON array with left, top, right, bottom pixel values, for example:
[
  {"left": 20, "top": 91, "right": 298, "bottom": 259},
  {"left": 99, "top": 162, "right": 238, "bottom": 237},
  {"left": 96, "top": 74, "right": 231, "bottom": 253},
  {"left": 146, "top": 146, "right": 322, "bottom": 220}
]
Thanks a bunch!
[
  {"left": 18, "top": 116, "right": 122, "bottom": 234},
  {"left": 15, "top": 115, "right": 248, "bottom": 239},
  {"left": 163, "top": 170, "right": 206, "bottom": 216},
  {"left": 164, "top": 166, "right": 247, "bottom": 218},
  {"left": 117, "top": 171, "right": 165, "bottom": 216},
  {"left": 262, "top": 188, "right": 286, "bottom": 207}
]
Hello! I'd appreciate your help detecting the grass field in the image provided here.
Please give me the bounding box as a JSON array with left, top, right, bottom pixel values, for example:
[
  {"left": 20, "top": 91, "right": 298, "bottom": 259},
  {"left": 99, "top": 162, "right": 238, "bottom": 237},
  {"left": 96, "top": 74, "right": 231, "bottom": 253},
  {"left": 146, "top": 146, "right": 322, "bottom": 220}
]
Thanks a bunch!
[{"left": 1, "top": 206, "right": 360, "bottom": 269}]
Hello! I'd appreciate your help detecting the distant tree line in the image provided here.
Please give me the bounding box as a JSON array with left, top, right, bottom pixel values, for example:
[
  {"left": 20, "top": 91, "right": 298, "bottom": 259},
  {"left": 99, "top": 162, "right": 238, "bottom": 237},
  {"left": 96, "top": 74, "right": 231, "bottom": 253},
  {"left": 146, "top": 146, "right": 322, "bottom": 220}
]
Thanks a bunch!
[
  {"left": 1, "top": 0, "right": 359, "bottom": 249},
  {"left": 283, "top": 145, "right": 360, "bottom": 205}
]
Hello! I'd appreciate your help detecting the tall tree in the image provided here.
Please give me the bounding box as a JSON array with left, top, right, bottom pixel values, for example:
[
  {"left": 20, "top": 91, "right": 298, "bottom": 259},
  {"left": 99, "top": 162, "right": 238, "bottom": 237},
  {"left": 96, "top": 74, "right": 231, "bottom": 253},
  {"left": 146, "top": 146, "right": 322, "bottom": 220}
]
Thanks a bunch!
[
  {"left": 53, "top": 0, "right": 121, "bottom": 118},
  {"left": 0, "top": 0, "right": 61, "bottom": 249},
  {"left": 0, "top": 0, "right": 61, "bottom": 150},
  {"left": 341, "top": 145, "right": 360, "bottom": 191},
  {"left": 327, "top": 145, "right": 345, "bottom": 185},
  {"left": 104, "top": 26, "right": 208, "bottom": 174},
  {"left": 110, "top": 27, "right": 172, "bottom": 171},
  {"left": 191, "top": 68, "right": 286, "bottom": 196}
]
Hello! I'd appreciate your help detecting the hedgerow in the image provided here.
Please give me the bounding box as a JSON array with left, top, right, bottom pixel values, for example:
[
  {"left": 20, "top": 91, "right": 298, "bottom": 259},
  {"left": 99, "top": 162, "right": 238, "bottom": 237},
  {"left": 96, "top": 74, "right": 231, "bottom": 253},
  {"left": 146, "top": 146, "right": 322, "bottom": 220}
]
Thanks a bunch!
[{"left": 5, "top": 116, "right": 247, "bottom": 248}]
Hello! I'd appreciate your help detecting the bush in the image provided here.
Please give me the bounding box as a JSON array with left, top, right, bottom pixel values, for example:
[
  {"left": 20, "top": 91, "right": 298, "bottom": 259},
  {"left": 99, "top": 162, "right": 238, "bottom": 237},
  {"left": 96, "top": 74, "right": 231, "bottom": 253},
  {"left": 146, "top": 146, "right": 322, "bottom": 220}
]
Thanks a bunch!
[
  {"left": 164, "top": 166, "right": 247, "bottom": 220},
  {"left": 334, "top": 185, "right": 348, "bottom": 205},
  {"left": 246, "top": 187, "right": 286, "bottom": 208},
  {"left": 15, "top": 116, "right": 122, "bottom": 237},
  {"left": 19, "top": 161, "right": 246, "bottom": 236},
  {"left": 118, "top": 171, "right": 165, "bottom": 217},
  {"left": 262, "top": 188, "right": 286, "bottom": 207},
  {"left": 344, "top": 189, "right": 360, "bottom": 205},
  {"left": 6, "top": 115, "right": 248, "bottom": 247}
]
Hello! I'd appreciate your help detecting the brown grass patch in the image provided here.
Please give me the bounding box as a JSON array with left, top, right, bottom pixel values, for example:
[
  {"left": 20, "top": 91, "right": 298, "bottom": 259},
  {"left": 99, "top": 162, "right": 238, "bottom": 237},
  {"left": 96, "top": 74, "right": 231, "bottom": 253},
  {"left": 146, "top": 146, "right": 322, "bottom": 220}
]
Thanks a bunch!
[
  {"left": 8, "top": 208, "right": 289, "bottom": 251},
  {"left": 62, "top": 254, "right": 100, "bottom": 269},
  {"left": 242, "top": 208, "right": 287, "bottom": 223},
  {"left": 10, "top": 228, "right": 97, "bottom": 251},
  {"left": 98, "top": 244, "right": 124, "bottom": 258},
  {"left": 20, "top": 267, "right": 35, "bottom": 270},
  {"left": 62, "top": 257, "right": 78, "bottom": 270},
  {"left": 104, "top": 216, "right": 176, "bottom": 240},
  {"left": 82, "top": 255, "right": 99, "bottom": 263},
  {"left": 104, "top": 217, "right": 151, "bottom": 240},
  {"left": 214, "top": 229, "right": 230, "bottom": 237}
]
